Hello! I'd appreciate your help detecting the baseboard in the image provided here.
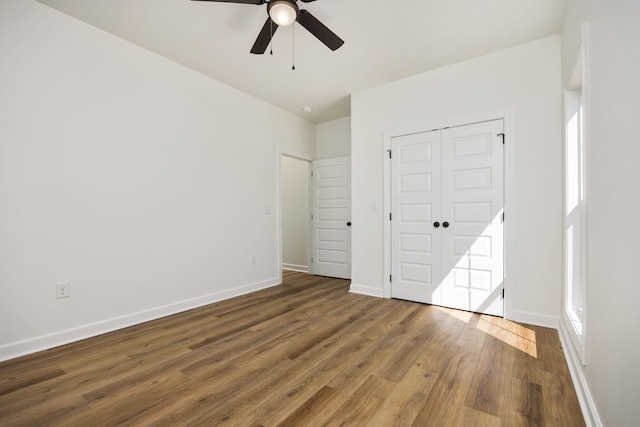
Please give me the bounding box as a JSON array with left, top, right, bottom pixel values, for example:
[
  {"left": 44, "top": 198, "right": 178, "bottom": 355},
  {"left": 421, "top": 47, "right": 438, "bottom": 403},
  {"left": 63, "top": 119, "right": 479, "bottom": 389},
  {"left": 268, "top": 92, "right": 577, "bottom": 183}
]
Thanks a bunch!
[
  {"left": 0, "top": 277, "right": 281, "bottom": 362},
  {"left": 512, "top": 310, "right": 560, "bottom": 329},
  {"left": 282, "top": 263, "right": 308, "bottom": 273},
  {"left": 558, "top": 318, "right": 602, "bottom": 427},
  {"left": 349, "top": 283, "right": 384, "bottom": 298}
]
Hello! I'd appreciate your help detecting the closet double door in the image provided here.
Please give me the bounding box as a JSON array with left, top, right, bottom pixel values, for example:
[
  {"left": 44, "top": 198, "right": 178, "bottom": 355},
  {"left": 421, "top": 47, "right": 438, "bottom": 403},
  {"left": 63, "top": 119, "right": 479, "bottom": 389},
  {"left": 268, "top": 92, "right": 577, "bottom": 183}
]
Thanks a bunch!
[{"left": 391, "top": 120, "right": 504, "bottom": 316}]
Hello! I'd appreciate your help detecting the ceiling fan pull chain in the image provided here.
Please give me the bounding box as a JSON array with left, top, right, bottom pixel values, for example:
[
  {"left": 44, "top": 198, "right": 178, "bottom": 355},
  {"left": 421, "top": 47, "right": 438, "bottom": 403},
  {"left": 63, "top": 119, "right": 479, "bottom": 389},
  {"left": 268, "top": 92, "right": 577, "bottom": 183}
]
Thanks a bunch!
[
  {"left": 269, "top": 18, "right": 274, "bottom": 55},
  {"left": 292, "top": 22, "right": 296, "bottom": 70}
]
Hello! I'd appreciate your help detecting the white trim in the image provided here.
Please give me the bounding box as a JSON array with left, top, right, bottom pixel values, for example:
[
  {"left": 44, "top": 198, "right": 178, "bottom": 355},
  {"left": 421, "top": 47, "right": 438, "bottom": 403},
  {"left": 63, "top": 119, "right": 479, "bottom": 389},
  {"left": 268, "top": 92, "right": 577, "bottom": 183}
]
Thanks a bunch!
[
  {"left": 559, "top": 318, "right": 602, "bottom": 427},
  {"left": 282, "top": 264, "right": 308, "bottom": 273},
  {"left": 563, "top": 309, "right": 584, "bottom": 362},
  {"left": 567, "top": 45, "right": 583, "bottom": 91},
  {"left": 349, "top": 283, "right": 384, "bottom": 298},
  {"left": 277, "top": 149, "right": 284, "bottom": 284},
  {"left": 513, "top": 310, "right": 559, "bottom": 329},
  {"left": 503, "top": 111, "right": 516, "bottom": 321},
  {"left": 383, "top": 110, "right": 515, "bottom": 319},
  {"left": 0, "top": 277, "right": 281, "bottom": 362},
  {"left": 562, "top": 22, "right": 589, "bottom": 365},
  {"left": 579, "top": 21, "right": 590, "bottom": 366},
  {"left": 383, "top": 134, "right": 392, "bottom": 299}
]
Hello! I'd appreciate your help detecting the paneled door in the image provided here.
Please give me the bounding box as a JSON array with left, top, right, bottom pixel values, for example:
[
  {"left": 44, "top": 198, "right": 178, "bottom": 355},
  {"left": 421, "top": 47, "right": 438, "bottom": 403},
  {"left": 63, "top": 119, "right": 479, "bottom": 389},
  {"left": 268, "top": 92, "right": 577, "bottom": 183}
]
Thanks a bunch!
[
  {"left": 390, "top": 130, "right": 442, "bottom": 304},
  {"left": 311, "top": 157, "right": 351, "bottom": 279},
  {"left": 391, "top": 120, "right": 504, "bottom": 316},
  {"left": 440, "top": 120, "right": 504, "bottom": 316}
]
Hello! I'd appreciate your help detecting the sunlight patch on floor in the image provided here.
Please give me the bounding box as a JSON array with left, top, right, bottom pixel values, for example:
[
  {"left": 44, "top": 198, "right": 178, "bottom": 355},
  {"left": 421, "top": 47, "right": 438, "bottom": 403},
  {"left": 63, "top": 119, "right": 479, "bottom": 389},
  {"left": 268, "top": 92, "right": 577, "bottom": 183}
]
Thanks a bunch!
[
  {"left": 434, "top": 306, "right": 474, "bottom": 323},
  {"left": 434, "top": 306, "right": 537, "bottom": 358},
  {"left": 476, "top": 317, "right": 537, "bottom": 358}
]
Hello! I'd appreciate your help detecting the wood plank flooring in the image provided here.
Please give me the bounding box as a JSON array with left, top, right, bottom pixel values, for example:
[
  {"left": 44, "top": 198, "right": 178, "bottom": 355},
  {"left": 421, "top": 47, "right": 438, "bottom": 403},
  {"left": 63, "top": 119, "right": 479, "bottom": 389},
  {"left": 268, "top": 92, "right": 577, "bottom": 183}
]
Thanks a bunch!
[{"left": 0, "top": 271, "right": 585, "bottom": 426}]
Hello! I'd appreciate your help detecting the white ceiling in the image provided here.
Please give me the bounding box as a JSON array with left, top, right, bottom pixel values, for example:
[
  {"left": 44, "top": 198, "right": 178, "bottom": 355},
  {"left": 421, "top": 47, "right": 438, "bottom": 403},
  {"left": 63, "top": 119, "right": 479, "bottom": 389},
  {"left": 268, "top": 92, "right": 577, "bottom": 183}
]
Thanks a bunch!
[{"left": 36, "top": 0, "right": 566, "bottom": 123}]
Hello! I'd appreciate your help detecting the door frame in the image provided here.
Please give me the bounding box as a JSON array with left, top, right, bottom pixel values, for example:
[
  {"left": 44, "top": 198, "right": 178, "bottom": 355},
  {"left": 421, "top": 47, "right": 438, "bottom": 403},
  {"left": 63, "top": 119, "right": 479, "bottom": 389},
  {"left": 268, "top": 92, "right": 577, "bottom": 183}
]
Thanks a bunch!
[
  {"left": 383, "top": 110, "right": 515, "bottom": 319},
  {"left": 277, "top": 150, "right": 313, "bottom": 285}
]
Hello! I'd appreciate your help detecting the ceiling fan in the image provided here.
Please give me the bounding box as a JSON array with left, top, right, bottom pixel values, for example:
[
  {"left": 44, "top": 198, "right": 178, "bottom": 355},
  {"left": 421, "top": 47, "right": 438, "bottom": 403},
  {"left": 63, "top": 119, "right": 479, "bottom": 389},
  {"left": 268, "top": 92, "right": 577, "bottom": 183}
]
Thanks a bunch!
[{"left": 192, "top": 0, "right": 344, "bottom": 54}]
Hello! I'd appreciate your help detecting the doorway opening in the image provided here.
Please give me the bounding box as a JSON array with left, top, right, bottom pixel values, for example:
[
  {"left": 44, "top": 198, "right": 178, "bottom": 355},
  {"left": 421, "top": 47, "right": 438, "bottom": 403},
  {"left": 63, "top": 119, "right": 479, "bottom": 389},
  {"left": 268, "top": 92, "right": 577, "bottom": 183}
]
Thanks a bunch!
[{"left": 281, "top": 155, "right": 312, "bottom": 274}]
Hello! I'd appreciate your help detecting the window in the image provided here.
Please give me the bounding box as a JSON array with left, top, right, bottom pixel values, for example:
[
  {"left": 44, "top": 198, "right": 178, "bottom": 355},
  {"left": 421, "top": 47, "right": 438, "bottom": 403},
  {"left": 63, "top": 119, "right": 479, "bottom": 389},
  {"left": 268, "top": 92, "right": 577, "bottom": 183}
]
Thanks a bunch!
[{"left": 563, "top": 37, "right": 587, "bottom": 362}]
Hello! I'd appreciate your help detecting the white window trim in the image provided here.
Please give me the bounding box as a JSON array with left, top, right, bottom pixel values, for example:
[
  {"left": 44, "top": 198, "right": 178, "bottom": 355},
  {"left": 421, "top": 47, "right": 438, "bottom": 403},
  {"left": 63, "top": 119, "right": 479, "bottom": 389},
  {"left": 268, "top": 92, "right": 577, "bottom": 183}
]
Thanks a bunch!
[{"left": 562, "top": 24, "right": 589, "bottom": 366}]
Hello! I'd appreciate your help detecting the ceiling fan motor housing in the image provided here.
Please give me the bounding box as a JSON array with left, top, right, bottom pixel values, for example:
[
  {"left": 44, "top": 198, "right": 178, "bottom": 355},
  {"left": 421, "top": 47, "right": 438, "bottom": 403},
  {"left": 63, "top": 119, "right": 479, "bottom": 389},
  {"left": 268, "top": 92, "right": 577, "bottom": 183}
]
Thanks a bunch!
[{"left": 268, "top": 0, "right": 299, "bottom": 25}]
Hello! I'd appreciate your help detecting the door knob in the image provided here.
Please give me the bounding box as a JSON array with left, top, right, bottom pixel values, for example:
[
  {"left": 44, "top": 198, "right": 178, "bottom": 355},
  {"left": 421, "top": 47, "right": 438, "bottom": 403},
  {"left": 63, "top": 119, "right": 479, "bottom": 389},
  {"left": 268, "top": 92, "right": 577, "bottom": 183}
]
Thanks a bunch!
[
  {"left": 443, "top": 221, "right": 450, "bottom": 228},
  {"left": 433, "top": 222, "right": 440, "bottom": 228},
  {"left": 347, "top": 222, "right": 351, "bottom": 226}
]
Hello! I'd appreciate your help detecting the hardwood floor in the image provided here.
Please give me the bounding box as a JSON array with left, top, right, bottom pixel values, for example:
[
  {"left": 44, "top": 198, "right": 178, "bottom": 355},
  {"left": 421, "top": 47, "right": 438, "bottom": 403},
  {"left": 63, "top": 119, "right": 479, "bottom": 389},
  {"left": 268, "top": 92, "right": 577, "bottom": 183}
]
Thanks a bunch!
[{"left": 0, "top": 271, "right": 584, "bottom": 426}]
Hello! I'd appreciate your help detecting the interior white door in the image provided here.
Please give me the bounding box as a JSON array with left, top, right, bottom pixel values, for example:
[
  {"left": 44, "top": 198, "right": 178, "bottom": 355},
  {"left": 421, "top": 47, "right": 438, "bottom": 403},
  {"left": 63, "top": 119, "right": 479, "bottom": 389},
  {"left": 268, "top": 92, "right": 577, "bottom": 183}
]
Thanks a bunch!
[
  {"left": 441, "top": 120, "right": 504, "bottom": 316},
  {"left": 311, "top": 157, "right": 351, "bottom": 279},
  {"left": 390, "top": 131, "right": 442, "bottom": 304},
  {"left": 390, "top": 120, "right": 504, "bottom": 316}
]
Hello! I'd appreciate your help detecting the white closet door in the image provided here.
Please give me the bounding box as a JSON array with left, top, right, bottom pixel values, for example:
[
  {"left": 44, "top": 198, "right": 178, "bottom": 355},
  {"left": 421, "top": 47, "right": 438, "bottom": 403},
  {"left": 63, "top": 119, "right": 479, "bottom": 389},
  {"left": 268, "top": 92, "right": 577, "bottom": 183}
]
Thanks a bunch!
[
  {"left": 390, "top": 131, "right": 442, "bottom": 304},
  {"left": 311, "top": 157, "right": 351, "bottom": 279},
  {"left": 390, "top": 120, "right": 504, "bottom": 316},
  {"left": 441, "top": 120, "right": 504, "bottom": 316}
]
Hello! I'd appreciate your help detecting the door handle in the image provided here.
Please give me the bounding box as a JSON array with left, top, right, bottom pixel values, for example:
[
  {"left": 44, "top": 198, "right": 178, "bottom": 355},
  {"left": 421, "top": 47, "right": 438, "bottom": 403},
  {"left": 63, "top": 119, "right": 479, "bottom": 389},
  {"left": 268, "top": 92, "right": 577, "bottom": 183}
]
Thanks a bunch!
[
  {"left": 433, "top": 222, "right": 440, "bottom": 228},
  {"left": 347, "top": 222, "right": 351, "bottom": 227},
  {"left": 443, "top": 221, "right": 450, "bottom": 228}
]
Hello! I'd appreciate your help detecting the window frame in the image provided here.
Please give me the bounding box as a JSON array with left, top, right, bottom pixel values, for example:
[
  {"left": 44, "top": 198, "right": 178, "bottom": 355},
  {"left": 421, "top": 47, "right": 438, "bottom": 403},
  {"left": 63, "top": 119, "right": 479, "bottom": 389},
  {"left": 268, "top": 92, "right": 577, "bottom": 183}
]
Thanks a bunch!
[{"left": 562, "top": 26, "right": 588, "bottom": 365}]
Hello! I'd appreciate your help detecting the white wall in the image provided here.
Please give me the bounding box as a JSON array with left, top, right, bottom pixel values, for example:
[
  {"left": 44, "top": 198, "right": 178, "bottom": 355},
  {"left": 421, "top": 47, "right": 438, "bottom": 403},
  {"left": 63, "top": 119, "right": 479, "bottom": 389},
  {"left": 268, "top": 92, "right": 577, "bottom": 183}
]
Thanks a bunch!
[
  {"left": 316, "top": 116, "right": 351, "bottom": 159},
  {"left": 0, "top": 0, "right": 315, "bottom": 360},
  {"left": 351, "top": 36, "right": 562, "bottom": 326},
  {"left": 560, "top": 1, "right": 640, "bottom": 425},
  {"left": 281, "top": 156, "right": 309, "bottom": 271}
]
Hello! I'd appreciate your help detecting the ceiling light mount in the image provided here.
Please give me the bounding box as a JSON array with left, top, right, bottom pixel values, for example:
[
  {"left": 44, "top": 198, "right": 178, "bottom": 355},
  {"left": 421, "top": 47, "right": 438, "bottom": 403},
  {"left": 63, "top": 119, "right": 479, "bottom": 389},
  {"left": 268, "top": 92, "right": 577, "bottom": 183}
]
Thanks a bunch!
[{"left": 268, "top": 0, "right": 299, "bottom": 27}]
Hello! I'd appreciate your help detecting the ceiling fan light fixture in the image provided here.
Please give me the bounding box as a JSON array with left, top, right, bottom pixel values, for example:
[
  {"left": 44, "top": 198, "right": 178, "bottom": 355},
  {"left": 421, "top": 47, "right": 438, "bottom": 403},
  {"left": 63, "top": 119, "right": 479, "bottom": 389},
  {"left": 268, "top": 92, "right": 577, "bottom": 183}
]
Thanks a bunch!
[{"left": 268, "top": 0, "right": 298, "bottom": 27}]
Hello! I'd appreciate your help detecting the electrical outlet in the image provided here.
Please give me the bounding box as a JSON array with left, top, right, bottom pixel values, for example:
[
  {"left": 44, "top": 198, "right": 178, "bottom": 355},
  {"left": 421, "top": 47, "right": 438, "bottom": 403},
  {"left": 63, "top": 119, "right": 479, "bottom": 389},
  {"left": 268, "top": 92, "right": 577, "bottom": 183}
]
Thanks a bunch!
[
  {"left": 56, "top": 282, "right": 70, "bottom": 299},
  {"left": 250, "top": 255, "right": 257, "bottom": 265}
]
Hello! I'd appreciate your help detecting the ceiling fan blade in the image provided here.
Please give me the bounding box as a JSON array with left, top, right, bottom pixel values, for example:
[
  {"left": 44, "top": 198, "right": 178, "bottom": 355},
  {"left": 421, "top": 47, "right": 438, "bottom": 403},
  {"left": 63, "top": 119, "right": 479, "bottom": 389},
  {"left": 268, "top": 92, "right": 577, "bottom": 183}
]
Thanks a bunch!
[
  {"left": 190, "top": 0, "right": 265, "bottom": 4},
  {"left": 251, "top": 18, "right": 279, "bottom": 54},
  {"left": 299, "top": 0, "right": 318, "bottom": 3},
  {"left": 296, "top": 9, "right": 344, "bottom": 51}
]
